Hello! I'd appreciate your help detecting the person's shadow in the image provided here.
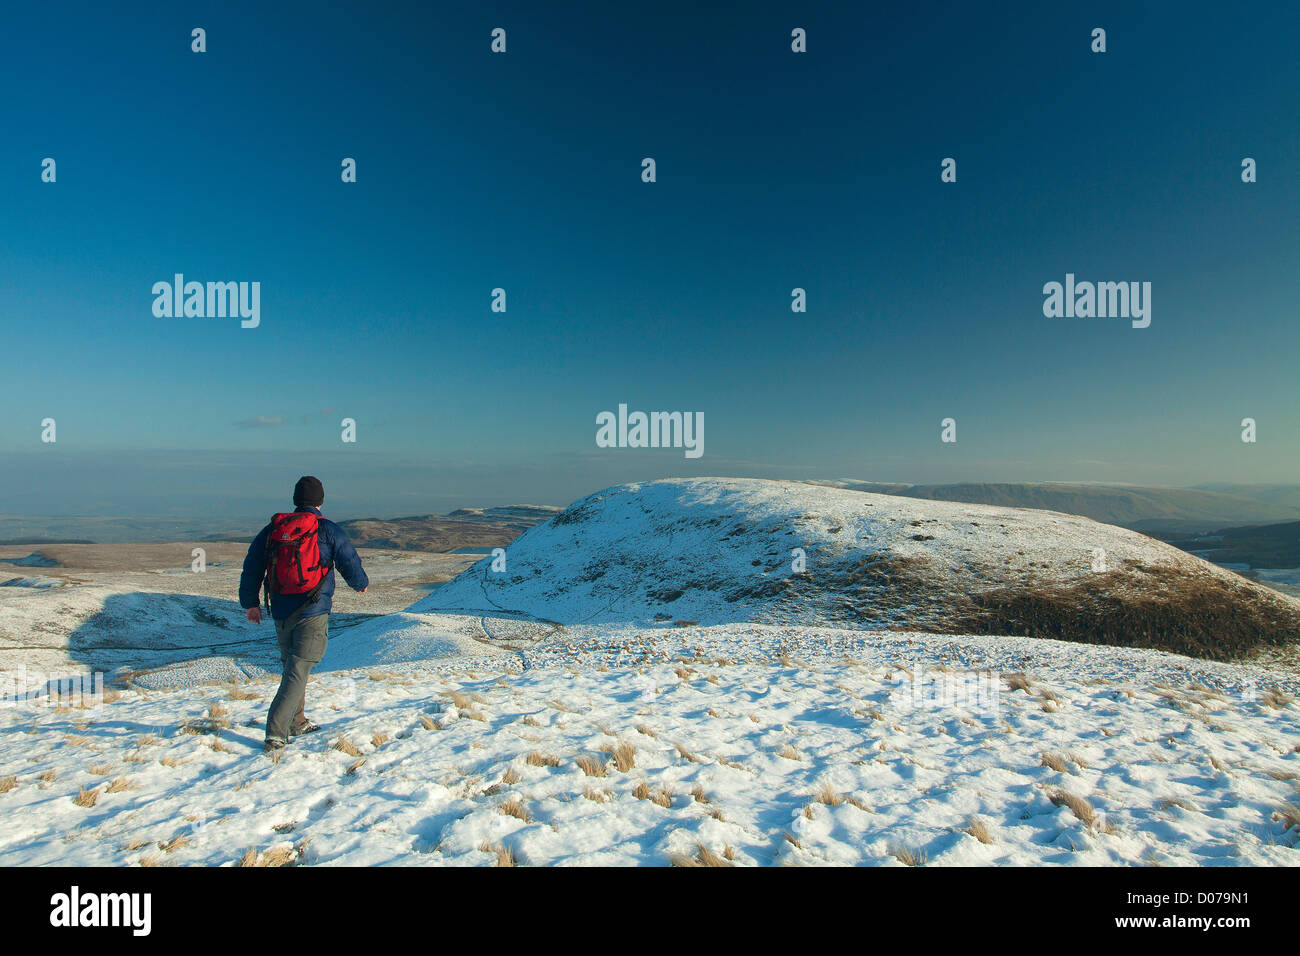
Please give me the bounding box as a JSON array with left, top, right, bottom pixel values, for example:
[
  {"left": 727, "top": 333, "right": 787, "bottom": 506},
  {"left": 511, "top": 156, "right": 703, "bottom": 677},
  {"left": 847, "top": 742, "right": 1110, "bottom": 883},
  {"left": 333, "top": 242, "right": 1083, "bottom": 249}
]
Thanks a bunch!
[{"left": 60, "top": 592, "right": 381, "bottom": 682}]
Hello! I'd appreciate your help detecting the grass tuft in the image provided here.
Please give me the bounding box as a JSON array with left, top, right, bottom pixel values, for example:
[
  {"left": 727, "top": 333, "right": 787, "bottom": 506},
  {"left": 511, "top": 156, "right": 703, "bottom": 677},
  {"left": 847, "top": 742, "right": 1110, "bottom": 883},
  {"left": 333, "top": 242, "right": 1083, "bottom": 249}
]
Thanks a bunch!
[
  {"left": 1046, "top": 786, "right": 1097, "bottom": 828},
  {"left": 601, "top": 741, "right": 636, "bottom": 772},
  {"left": 965, "top": 817, "right": 993, "bottom": 844},
  {"left": 331, "top": 737, "right": 362, "bottom": 757},
  {"left": 889, "top": 844, "right": 927, "bottom": 866}
]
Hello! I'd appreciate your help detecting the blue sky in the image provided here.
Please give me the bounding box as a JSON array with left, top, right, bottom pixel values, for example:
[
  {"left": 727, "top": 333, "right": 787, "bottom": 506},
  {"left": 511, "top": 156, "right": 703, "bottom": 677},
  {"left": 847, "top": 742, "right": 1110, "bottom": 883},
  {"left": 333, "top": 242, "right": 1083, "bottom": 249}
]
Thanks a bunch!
[{"left": 2, "top": 1, "right": 1297, "bottom": 517}]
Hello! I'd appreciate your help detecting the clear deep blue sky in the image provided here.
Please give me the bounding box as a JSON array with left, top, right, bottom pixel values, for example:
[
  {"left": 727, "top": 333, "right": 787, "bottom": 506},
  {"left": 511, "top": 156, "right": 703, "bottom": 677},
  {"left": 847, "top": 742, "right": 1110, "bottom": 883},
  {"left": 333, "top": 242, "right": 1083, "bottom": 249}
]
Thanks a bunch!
[{"left": 2, "top": 1, "right": 1297, "bottom": 517}]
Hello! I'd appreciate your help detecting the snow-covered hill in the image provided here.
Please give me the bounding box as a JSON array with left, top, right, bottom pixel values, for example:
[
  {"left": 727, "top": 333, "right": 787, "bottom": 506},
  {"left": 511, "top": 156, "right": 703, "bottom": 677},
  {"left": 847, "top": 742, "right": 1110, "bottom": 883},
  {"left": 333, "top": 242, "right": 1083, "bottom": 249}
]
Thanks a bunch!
[{"left": 417, "top": 478, "right": 1300, "bottom": 660}]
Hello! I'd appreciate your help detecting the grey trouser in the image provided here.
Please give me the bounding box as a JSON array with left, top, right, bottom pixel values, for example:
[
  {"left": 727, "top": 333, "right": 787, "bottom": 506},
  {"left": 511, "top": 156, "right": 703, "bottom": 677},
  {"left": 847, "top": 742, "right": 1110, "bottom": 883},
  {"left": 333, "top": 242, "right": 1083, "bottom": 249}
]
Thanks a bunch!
[{"left": 266, "top": 613, "right": 328, "bottom": 742}]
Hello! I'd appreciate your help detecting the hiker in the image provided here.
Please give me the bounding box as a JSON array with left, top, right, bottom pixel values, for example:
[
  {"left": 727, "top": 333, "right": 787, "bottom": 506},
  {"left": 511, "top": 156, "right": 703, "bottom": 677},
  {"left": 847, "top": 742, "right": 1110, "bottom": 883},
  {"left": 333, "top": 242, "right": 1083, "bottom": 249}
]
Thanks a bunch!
[{"left": 239, "top": 476, "right": 369, "bottom": 754}]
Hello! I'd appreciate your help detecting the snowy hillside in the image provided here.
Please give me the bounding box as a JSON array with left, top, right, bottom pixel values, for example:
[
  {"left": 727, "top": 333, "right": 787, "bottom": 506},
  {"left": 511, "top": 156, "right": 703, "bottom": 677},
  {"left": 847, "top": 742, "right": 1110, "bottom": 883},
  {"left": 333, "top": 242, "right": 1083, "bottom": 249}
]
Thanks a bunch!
[{"left": 417, "top": 478, "right": 1300, "bottom": 660}]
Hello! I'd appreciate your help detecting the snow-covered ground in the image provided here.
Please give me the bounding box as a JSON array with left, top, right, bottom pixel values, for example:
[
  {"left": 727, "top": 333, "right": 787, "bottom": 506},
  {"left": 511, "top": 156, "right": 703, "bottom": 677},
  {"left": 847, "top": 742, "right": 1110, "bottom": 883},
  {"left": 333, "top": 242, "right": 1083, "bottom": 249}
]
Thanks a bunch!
[
  {"left": 1, "top": 623, "right": 1297, "bottom": 866},
  {"left": 0, "top": 479, "right": 1297, "bottom": 866}
]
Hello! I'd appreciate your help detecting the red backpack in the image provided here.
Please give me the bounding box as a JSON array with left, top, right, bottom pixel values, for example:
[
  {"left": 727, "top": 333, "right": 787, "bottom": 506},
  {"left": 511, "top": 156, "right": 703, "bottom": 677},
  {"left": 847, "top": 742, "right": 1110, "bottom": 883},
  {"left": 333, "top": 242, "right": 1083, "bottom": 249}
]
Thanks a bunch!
[{"left": 262, "top": 512, "right": 332, "bottom": 605}]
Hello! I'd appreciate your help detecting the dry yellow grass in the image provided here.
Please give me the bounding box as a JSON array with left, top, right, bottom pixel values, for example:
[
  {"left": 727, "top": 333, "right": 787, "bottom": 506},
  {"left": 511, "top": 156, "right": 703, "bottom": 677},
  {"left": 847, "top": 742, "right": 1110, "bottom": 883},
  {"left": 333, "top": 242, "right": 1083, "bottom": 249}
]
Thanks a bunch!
[
  {"left": 332, "top": 737, "right": 362, "bottom": 757},
  {"left": 632, "top": 781, "right": 672, "bottom": 807},
  {"left": 478, "top": 842, "right": 517, "bottom": 866},
  {"left": 965, "top": 817, "right": 993, "bottom": 844},
  {"left": 73, "top": 787, "right": 101, "bottom": 808},
  {"left": 816, "top": 783, "right": 843, "bottom": 806},
  {"left": 499, "top": 797, "right": 531, "bottom": 822},
  {"left": 89, "top": 763, "right": 113, "bottom": 775},
  {"left": 671, "top": 843, "right": 734, "bottom": 867},
  {"left": 1047, "top": 787, "right": 1097, "bottom": 828},
  {"left": 602, "top": 741, "right": 636, "bottom": 772},
  {"left": 159, "top": 835, "right": 188, "bottom": 853},
  {"left": 674, "top": 742, "right": 700, "bottom": 763},
  {"left": 106, "top": 777, "right": 134, "bottom": 794},
  {"left": 371, "top": 732, "right": 390, "bottom": 748},
  {"left": 526, "top": 752, "right": 561, "bottom": 768},
  {"left": 1040, "top": 752, "right": 1069, "bottom": 773},
  {"left": 889, "top": 844, "right": 927, "bottom": 866},
  {"left": 575, "top": 754, "right": 607, "bottom": 777},
  {"left": 0, "top": 776, "right": 16, "bottom": 794},
  {"left": 690, "top": 785, "right": 709, "bottom": 804},
  {"left": 345, "top": 758, "right": 365, "bottom": 776},
  {"left": 845, "top": 795, "right": 872, "bottom": 813},
  {"left": 501, "top": 766, "right": 522, "bottom": 785},
  {"left": 180, "top": 716, "right": 228, "bottom": 735},
  {"left": 1276, "top": 803, "right": 1300, "bottom": 831},
  {"left": 583, "top": 787, "right": 611, "bottom": 803},
  {"left": 445, "top": 690, "right": 478, "bottom": 709},
  {"left": 1005, "top": 672, "right": 1033, "bottom": 692},
  {"left": 237, "top": 846, "right": 297, "bottom": 867},
  {"left": 226, "top": 686, "right": 261, "bottom": 701},
  {"left": 778, "top": 744, "right": 801, "bottom": 761},
  {"left": 1261, "top": 688, "right": 1295, "bottom": 710},
  {"left": 419, "top": 715, "right": 438, "bottom": 731}
]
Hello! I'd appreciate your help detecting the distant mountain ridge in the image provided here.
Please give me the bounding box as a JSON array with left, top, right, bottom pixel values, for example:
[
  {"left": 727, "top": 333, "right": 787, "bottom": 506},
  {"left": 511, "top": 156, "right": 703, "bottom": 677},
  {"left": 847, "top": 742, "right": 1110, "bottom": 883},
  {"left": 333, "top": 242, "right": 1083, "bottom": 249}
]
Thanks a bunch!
[
  {"left": 807, "top": 481, "right": 1300, "bottom": 533},
  {"left": 337, "top": 505, "right": 560, "bottom": 552},
  {"left": 1163, "top": 520, "right": 1300, "bottom": 570}
]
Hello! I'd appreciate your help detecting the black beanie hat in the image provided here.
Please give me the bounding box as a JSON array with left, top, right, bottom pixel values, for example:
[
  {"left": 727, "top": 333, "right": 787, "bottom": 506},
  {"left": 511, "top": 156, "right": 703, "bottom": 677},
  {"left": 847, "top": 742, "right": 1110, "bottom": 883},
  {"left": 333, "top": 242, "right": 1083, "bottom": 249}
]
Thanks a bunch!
[{"left": 293, "top": 475, "right": 325, "bottom": 508}]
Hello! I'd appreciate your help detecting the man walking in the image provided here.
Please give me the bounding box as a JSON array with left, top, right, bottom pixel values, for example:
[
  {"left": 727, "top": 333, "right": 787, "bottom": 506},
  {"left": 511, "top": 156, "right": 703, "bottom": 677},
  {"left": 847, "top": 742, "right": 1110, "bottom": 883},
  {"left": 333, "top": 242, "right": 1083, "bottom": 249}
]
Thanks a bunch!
[{"left": 239, "top": 476, "right": 369, "bottom": 754}]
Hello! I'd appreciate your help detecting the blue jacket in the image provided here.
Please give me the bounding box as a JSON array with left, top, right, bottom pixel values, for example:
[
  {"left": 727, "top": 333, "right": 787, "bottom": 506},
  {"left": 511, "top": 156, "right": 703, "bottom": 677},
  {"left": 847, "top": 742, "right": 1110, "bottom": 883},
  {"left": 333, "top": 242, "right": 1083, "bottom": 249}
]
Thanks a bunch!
[{"left": 239, "top": 506, "right": 369, "bottom": 621}]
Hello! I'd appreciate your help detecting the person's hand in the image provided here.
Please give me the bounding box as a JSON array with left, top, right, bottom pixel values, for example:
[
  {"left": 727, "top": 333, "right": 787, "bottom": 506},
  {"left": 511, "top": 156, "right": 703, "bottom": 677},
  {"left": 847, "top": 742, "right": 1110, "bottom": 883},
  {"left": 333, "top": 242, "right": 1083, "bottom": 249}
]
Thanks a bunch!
[
  {"left": 358, "top": 587, "right": 368, "bottom": 594},
  {"left": 246, "top": 606, "right": 262, "bottom": 624}
]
